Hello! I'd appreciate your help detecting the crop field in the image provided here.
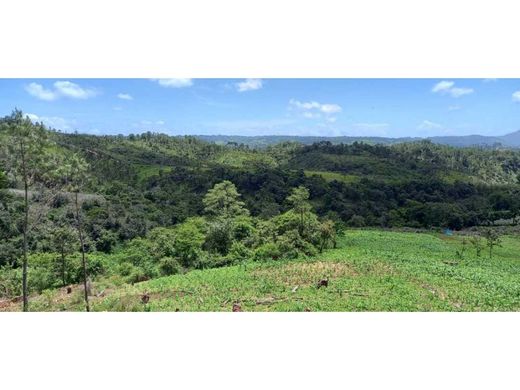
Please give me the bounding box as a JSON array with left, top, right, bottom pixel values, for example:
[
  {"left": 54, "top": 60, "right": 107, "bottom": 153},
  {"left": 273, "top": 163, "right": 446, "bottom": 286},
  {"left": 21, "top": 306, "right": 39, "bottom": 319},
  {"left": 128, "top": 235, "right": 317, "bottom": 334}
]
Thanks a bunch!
[{"left": 4, "top": 230, "right": 519, "bottom": 312}]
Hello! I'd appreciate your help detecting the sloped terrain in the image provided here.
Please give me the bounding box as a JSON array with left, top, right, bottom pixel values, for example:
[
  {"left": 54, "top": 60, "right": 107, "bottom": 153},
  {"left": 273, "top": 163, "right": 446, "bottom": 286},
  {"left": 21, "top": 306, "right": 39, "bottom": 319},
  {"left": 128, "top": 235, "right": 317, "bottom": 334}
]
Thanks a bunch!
[{"left": 4, "top": 230, "right": 519, "bottom": 312}]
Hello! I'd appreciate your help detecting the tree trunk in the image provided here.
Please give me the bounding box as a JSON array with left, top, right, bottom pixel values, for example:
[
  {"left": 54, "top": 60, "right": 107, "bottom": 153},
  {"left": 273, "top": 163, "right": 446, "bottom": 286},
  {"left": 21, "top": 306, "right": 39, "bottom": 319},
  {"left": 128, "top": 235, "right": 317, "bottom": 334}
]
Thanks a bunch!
[
  {"left": 61, "top": 248, "right": 66, "bottom": 287},
  {"left": 20, "top": 141, "right": 29, "bottom": 312},
  {"left": 74, "top": 192, "right": 90, "bottom": 312}
]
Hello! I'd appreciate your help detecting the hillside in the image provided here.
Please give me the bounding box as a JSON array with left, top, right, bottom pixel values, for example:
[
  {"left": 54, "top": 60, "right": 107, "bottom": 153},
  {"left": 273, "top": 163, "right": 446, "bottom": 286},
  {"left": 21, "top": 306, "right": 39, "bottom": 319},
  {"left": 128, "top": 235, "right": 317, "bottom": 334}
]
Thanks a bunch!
[
  {"left": 197, "top": 130, "right": 520, "bottom": 149},
  {"left": 2, "top": 230, "right": 519, "bottom": 312},
  {"left": 1, "top": 112, "right": 520, "bottom": 312}
]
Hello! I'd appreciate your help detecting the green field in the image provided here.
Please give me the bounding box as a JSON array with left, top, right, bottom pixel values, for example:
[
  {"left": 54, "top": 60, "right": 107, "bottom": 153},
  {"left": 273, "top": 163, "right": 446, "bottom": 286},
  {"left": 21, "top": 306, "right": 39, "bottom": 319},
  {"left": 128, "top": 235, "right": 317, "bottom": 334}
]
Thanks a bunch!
[{"left": 6, "top": 230, "right": 519, "bottom": 312}]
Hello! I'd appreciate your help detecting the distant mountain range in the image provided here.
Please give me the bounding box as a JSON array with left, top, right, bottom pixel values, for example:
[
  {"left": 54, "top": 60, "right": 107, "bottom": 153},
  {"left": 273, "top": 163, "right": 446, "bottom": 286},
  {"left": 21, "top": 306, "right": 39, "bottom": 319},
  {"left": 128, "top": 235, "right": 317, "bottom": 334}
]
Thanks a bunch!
[{"left": 197, "top": 130, "right": 520, "bottom": 148}]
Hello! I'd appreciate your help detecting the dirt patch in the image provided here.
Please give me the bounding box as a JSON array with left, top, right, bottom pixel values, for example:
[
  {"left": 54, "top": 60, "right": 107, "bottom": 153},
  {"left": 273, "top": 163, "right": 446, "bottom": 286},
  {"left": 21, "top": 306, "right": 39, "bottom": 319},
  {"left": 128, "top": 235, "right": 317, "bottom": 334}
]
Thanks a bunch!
[{"left": 252, "top": 261, "right": 357, "bottom": 287}]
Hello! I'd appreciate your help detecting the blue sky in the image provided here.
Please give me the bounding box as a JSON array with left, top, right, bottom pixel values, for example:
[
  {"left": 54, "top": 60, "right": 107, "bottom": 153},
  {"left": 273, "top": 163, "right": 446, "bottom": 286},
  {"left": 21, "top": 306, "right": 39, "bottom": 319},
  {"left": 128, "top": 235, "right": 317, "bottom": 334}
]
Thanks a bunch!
[{"left": 0, "top": 78, "right": 519, "bottom": 137}]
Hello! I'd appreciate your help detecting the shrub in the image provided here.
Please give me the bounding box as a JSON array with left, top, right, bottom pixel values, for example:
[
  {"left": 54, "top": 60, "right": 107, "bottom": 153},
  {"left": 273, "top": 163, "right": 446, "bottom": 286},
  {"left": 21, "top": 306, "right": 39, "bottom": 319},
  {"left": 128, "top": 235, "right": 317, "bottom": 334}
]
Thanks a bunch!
[
  {"left": 159, "top": 257, "right": 182, "bottom": 276},
  {"left": 254, "top": 242, "right": 282, "bottom": 261},
  {"left": 226, "top": 241, "right": 253, "bottom": 264},
  {"left": 173, "top": 219, "right": 205, "bottom": 266},
  {"left": 347, "top": 215, "right": 366, "bottom": 227}
]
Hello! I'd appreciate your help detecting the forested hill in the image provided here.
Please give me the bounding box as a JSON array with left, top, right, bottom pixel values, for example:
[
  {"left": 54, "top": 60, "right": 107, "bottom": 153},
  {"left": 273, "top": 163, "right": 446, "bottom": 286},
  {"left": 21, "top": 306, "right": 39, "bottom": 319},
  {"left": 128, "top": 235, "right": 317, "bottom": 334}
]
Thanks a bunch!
[
  {"left": 1, "top": 121, "right": 520, "bottom": 266},
  {"left": 2, "top": 114, "right": 520, "bottom": 305},
  {"left": 197, "top": 131, "right": 520, "bottom": 148}
]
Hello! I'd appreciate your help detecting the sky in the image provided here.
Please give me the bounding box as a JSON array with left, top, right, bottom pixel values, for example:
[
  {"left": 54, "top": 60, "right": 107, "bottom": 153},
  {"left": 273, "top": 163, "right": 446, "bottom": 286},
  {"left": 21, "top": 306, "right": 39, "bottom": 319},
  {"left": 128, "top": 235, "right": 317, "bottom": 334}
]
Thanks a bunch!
[{"left": 0, "top": 78, "right": 519, "bottom": 138}]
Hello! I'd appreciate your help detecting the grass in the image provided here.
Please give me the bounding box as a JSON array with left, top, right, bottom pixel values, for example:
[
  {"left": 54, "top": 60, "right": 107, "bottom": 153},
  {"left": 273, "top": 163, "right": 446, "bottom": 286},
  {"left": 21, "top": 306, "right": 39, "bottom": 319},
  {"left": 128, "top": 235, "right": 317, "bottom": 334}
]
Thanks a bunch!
[
  {"left": 135, "top": 164, "right": 173, "bottom": 182},
  {"left": 3, "top": 230, "right": 520, "bottom": 312},
  {"left": 304, "top": 170, "right": 360, "bottom": 183}
]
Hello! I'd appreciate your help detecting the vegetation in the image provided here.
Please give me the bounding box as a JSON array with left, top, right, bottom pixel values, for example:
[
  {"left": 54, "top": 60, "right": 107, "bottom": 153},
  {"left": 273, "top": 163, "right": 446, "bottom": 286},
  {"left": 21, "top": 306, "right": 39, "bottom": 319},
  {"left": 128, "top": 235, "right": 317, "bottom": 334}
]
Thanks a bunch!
[
  {"left": 1, "top": 109, "right": 519, "bottom": 311},
  {"left": 1, "top": 230, "right": 519, "bottom": 312}
]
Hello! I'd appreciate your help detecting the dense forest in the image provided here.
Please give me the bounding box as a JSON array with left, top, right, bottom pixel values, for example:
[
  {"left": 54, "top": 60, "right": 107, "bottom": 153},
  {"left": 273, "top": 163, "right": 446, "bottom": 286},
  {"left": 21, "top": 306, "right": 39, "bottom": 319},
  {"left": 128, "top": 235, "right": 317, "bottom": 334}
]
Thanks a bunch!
[{"left": 1, "top": 109, "right": 520, "bottom": 310}]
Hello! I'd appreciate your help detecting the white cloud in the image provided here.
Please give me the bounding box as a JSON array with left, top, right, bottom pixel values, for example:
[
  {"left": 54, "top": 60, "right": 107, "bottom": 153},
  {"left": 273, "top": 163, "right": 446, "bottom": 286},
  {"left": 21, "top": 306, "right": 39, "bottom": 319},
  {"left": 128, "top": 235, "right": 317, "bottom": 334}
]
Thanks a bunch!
[
  {"left": 448, "top": 105, "right": 462, "bottom": 111},
  {"left": 418, "top": 120, "right": 442, "bottom": 130},
  {"left": 432, "top": 81, "right": 454, "bottom": 93},
  {"left": 512, "top": 91, "right": 520, "bottom": 103},
  {"left": 151, "top": 78, "right": 193, "bottom": 88},
  {"left": 117, "top": 93, "right": 133, "bottom": 100},
  {"left": 303, "top": 112, "right": 320, "bottom": 119},
  {"left": 25, "top": 113, "right": 40, "bottom": 122},
  {"left": 25, "top": 83, "right": 58, "bottom": 101},
  {"left": 289, "top": 99, "right": 343, "bottom": 118},
  {"left": 326, "top": 117, "right": 337, "bottom": 123},
  {"left": 449, "top": 87, "right": 473, "bottom": 98},
  {"left": 53, "top": 81, "right": 96, "bottom": 99},
  {"left": 25, "top": 81, "right": 97, "bottom": 101},
  {"left": 156, "top": 120, "right": 165, "bottom": 125},
  {"left": 432, "top": 80, "right": 474, "bottom": 98},
  {"left": 320, "top": 104, "right": 342, "bottom": 114},
  {"left": 236, "top": 78, "right": 263, "bottom": 92},
  {"left": 25, "top": 113, "right": 75, "bottom": 130}
]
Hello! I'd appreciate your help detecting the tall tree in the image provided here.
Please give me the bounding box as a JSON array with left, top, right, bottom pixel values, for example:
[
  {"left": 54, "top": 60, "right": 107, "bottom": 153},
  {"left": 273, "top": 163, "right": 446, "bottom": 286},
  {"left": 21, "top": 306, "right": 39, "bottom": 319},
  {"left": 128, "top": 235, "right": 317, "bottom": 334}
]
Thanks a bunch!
[
  {"left": 1, "top": 110, "right": 55, "bottom": 311},
  {"left": 50, "top": 226, "right": 79, "bottom": 287},
  {"left": 59, "top": 154, "right": 91, "bottom": 311},
  {"left": 203, "top": 180, "right": 249, "bottom": 219},
  {"left": 287, "top": 186, "right": 312, "bottom": 236}
]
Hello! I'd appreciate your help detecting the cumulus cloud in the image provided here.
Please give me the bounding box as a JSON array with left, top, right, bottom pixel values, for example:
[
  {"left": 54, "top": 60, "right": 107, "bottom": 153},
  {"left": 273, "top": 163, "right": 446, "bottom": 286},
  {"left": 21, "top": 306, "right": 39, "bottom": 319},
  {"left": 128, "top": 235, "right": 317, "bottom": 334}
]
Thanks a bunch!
[
  {"left": 449, "top": 87, "right": 473, "bottom": 98},
  {"left": 432, "top": 81, "right": 474, "bottom": 98},
  {"left": 151, "top": 78, "right": 193, "bottom": 88},
  {"left": 289, "top": 99, "right": 342, "bottom": 119},
  {"left": 25, "top": 81, "right": 97, "bottom": 101},
  {"left": 432, "top": 81, "right": 454, "bottom": 93},
  {"left": 117, "top": 93, "right": 133, "bottom": 100},
  {"left": 25, "top": 83, "right": 58, "bottom": 101},
  {"left": 418, "top": 120, "right": 442, "bottom": 130},
  {"left": 54, "top": 81, "right": 96, "bottom": 99},
  {"left": 512, "top": 91, "right": 520, "bottom": 103},
  {"left": 25, "top": 113, "right": 75, "bottom": 131},
  {"left": 236, "top": 78, "right": 263, "bottom": 92}
]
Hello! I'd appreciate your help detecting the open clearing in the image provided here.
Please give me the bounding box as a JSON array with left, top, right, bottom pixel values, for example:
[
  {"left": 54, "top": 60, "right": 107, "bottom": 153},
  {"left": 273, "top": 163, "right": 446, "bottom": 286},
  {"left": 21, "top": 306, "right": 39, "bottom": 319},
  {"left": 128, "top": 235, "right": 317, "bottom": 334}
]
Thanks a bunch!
[{"left": 2, "top": 229, "right": 520, "bottom": 312}]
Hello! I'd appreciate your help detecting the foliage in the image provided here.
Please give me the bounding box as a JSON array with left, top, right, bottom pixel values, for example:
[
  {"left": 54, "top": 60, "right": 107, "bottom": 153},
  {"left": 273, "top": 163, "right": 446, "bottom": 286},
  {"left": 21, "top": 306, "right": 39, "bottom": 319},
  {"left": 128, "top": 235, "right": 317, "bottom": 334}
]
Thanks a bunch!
[
  {"left": 6, "top": 230, "right": 520, "bottom": 312},
  {"left": 203, "top": 180, "right": 249, "bottom": 219},
  {"left": 2, "top": 113, "right": 520, "bottom": 308},
  {"left": 482, "top": 229, "right": 502, "bottom": 259}
]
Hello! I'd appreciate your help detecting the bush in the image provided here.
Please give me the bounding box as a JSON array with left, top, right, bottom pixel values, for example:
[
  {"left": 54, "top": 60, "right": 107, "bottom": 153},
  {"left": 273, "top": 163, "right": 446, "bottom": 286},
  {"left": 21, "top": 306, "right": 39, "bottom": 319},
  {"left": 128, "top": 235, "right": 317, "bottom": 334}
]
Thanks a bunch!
[
  {"left": 204, "top": 219, "right": 233, "bottom": 255},
  {"left": 347, "top": 215, "right": 366, "bottom": 227},
  {"left": 226, "top": 241, "right": 253, "bottom": 264},
  {"left": 95, "top": 229, "right": 118, "bottom": 253},
  {"left": 159, "top": 257, "right": 182, "bottom": 276},
  {"left": 0, "top": 266, "right": 21, "bottom": 298},
  {"left": 173, "top": 219, "right": 205, "bottom": 266},
  {"left": 254, "top": 242, "right": 282, "bottom": 261},
  {"left": 116, "top": 262, "right": 148, "bottom": 284}
]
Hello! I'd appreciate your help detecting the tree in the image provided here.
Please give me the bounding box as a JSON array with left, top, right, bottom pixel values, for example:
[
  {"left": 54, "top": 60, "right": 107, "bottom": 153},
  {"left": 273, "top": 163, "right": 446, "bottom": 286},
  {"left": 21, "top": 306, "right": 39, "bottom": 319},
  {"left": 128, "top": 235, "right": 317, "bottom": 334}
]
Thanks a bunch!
[
  {"left": 173, "top": 220, "right": 205, "bottom": 266},
  {"left": 287, "top": 186, "right": 311, "bottom": 236},
  {"left": 58, "top": 153, "right": 91, "bottom": 311},
  {"left": 318, "top": 219, "right": 336, "bottom": 253},
  {"left": 0, "top": 169, "right": 6, "bottom": 189},
  {"left": 483, "top": 229, "right": 502, "bottom": 259},
  {"left": 469, "top": 234, "right": 483, "bottom": 257},
  {"left": 202, "top": 180, "right": 249, "bottom": 219},
  {"left": 1, "top": 109, "right": 56, "bottom": 311},
  {"left": 50, "top": 226, "right": 78, "bottom": 286}
]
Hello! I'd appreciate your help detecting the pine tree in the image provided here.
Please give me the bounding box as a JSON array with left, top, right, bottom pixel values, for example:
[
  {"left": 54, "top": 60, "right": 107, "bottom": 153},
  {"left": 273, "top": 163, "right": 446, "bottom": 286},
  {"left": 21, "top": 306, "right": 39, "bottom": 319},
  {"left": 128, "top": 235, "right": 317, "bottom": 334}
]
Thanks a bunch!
[
  {"left": 1, "top": 109, "right": 57, "bottom": 311},
  {"left": 58, "top": 153, "right": 91, "bottom": 311}
]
